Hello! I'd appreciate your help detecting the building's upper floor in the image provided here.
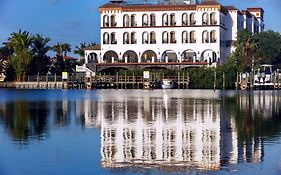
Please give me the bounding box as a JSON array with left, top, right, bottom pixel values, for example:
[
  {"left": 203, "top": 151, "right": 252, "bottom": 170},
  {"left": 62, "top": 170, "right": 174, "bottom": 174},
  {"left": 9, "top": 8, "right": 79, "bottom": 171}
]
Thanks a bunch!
[{"left": 99, "top": 0, "right": 264, "bottom": 37}]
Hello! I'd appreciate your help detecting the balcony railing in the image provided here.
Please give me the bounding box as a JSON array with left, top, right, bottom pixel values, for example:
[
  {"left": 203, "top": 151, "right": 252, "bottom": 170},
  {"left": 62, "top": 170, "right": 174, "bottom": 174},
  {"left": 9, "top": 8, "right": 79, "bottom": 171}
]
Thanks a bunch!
[
  {"left": 190, "top": 21, "right": 196, "bottom": 26},
  {"left": 170, "top": 39, "right": 177, "bottom": 43},
  {"left": 210, "top": 38, "right": 217, "bottom": 43},
  {"left": 204, "top": 39, "right": 209, "bottom": 43},
  {"left": 171, "top": 21, "right": 176, "bottom": 26},
  {"left": 182, "top": 20, "right": 188, "bottom": 26},
  {"left": 111, "top": 22, "right": 117, "bottom": 27},
  {"left": 104, "top": 22, "right": 109, "bottom": 27},
  {"left": 210, "top": 20, "right": 217, "bottom": 25},
  {"left": 190, "top": 38, "right": 196, "bottom": 43},
  {"left": 203, "top": 21, "right": 208, "bottom": 25}
]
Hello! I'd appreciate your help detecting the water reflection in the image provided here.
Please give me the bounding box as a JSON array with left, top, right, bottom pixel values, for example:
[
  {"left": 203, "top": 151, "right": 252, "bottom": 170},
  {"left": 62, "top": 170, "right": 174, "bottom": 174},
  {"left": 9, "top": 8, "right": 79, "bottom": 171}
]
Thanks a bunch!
[
  {"left": 0, "top": 90, "right": 280, "bottom": 172},
  {"left": 82, "top": 91, "right": 281, "bottom": 171}
]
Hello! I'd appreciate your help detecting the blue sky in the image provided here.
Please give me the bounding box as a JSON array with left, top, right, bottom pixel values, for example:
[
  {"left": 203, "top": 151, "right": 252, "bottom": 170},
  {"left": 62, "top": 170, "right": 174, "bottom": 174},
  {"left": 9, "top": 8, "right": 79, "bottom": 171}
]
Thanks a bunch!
[{"left": 0, "top": 0, "right": 281, "bottom": 57}]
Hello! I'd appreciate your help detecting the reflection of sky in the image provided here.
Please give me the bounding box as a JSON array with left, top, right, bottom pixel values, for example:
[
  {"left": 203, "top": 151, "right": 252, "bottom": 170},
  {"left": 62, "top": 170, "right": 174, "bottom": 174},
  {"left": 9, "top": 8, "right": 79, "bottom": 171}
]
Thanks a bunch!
[{"left": 0, "top": 0, "right": 281, "bottom": 57}]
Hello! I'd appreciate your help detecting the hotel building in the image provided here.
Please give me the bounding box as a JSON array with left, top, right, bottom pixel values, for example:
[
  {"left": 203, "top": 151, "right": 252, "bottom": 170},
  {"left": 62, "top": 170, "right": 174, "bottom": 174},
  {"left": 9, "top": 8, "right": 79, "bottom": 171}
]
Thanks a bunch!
[{"left": 84, "top": 0, "right": 264, "bottom": 73}]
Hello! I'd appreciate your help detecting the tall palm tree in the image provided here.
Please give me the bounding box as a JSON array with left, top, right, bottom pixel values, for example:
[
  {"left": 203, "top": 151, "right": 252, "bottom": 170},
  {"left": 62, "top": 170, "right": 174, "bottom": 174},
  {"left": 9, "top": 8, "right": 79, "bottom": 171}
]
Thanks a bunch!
[
  {"left": 8, "top": 30, "right": 33, "bottom": 81},
  {"left": 51, "top": 43, "right": 62, "bottom": 56},
  {"left": 29, "top": 34, "right": 51, "bottom": 75},
  {"left": 61, "top": 43, "right": 71, "bottom": 57},
  {"left": 31, "top": 34, "right": 51, "bottom": 56}
]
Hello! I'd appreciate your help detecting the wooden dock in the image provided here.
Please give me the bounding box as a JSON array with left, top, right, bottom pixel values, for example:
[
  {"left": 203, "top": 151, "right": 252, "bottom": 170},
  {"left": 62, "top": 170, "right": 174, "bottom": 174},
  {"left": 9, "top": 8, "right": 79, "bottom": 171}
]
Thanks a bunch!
[{"left": 0, "top": 73, "right": 190, "bottom": 89}]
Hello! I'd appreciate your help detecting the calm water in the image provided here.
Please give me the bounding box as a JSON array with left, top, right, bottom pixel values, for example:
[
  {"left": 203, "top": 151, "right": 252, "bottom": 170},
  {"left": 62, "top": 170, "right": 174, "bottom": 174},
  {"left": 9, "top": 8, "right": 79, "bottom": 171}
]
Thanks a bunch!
[{"left": 0, "top": 89, "right": 281, "bottom": 175}]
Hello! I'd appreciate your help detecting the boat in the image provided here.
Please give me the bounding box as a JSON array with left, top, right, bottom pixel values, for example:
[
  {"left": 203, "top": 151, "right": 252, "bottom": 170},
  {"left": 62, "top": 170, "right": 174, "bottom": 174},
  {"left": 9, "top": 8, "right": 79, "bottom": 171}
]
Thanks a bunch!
[{"left": 161, "top": 79, "right": 177, "bottom": 89}]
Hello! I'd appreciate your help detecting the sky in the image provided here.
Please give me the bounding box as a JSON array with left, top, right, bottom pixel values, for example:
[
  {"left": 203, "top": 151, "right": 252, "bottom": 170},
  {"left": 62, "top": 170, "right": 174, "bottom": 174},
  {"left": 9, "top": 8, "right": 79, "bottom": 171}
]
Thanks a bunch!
[{"left": 0, "top": 0, "right": 281, "bottom": 57}]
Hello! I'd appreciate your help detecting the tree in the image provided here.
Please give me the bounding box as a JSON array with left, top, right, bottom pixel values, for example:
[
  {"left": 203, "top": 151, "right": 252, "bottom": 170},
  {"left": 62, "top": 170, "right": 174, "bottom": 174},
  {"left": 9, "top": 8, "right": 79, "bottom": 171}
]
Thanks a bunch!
[
  {"left": 29, "top": 34, "right": 51, "bottom": 75},
  {"left": 252, "top": 30, "right": 281, "bottom": 65},
  {"left": 74, "top": 42, "right": 97, "bottom": 64},
  {"left": 8, "top": 30, "right": 33, "bottom": 81},
  {"left": 61, "top": 43, "right": 71, "bottom": 56},
  {"left": 234, "top": 29, "right": 255, "bottom": 71}
]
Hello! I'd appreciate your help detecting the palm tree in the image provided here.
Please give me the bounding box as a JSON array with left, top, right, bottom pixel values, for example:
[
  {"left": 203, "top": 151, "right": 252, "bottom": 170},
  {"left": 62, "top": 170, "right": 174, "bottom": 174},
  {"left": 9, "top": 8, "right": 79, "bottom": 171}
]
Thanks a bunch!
[
  {"left": 74, "top": 42, "right": 97, "bottom": 58},
  {"left": 29, "top": 34, "right": 51, "bottom": 75},
  {"left": 8, "top": 30, "right": 33, "bottom": 81},
  {"left": 61, "top": 43, "right": 71, "bottom": 57},
  {"left": 51, "top": 43, "right": 62, "bottom": 56}
]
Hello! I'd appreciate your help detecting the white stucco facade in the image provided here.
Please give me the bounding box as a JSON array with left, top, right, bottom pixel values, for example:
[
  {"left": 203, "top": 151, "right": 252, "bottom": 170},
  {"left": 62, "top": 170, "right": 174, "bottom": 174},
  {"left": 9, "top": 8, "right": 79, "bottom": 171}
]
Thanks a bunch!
[{"left": 85, "top": 0, "right": 264, "bottom": 68}]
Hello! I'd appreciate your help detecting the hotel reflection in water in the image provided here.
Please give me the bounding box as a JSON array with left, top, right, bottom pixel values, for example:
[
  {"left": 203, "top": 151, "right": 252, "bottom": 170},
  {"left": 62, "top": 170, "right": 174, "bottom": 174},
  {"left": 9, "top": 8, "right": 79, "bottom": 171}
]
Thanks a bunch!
[{"left": 82, "top": 92, "right": 269, "bottom": 171}]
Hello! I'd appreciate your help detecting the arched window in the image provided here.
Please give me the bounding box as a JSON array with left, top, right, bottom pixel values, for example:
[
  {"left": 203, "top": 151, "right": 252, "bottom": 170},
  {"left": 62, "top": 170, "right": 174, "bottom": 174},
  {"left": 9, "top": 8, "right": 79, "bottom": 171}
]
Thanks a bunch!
[
  {"left": 123, "top": 15, "right": 130, "bottom": 27},
  {"left": 202, "top": 13, "right": 209, "bottom": 25},
  {"left": 131, "top": 14, "right": 137, "bottom": 26},
  {"left": 123, "top": 32, "right": 130, "bottom": 44},
  {"left": 182, "top": 31, "right": 188, "bottom": 43},
  {"left": 131, "top": 32, "right": 137, "bottom": 44},
  {"left": 162, "top": 13, "right": 169, "bottom": 26},
  {"left": 142, "top": 32, "right": 149, "bottom": 44},
  {"left": 210, "top": 30, "right": 216, "bottom": 43},
  {"left": 182, "top": 13, "right": 188, "bottom": 26},
  {"left": 111, "top": 32, "right": 116, "bottom": 44},
  {"left": 142, "top": 14, "right": 149, "bottom": 26},
  {"left": 162, "top": 31, "right": 168, "bottom": 44},
  {"left": 170, "top": 31, "right": 176, "bottom": 43},
  {"left": 110, "top": 15, "right": 116, "bottom": 27},
  {"left": 150, "top": 32, "right": 156, "bottom": 44},
  {"left": 103, "top": 15, "right": 109, "bottom": 27},
  {"left": 210, "top": 13, "right": 217, "bottom": 25},
  {"left": 190, "top": 31, "right": 196, "bottom": 43},
  {"left": 170, "top": 13, "right": 176, "bottom": 26},
  {"left": 150, "top": 14, "right": 156, "bottom": 26},
  {"left": 190, "top": 13, "right": 196, "bottom": 25},
  {"left": 103, "top": 32, "right": 109, "bottom": 44},
  {"left": 202, "top": 31, "right": 209, "bottom": 43}
]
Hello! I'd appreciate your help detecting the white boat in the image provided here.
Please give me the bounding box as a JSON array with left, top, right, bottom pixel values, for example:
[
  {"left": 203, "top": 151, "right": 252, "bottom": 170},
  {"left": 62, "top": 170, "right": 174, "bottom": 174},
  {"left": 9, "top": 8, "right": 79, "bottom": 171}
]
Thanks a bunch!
[{"left": 161, "top": 79, "right": 176, "bottom": 89}]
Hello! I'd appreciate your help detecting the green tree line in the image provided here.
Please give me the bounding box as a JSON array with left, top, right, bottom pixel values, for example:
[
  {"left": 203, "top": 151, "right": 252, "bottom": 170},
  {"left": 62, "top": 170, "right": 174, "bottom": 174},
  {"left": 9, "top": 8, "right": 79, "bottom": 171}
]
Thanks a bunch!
[{"left": 0, "top": 30, "right": 96, "bottom": 81}]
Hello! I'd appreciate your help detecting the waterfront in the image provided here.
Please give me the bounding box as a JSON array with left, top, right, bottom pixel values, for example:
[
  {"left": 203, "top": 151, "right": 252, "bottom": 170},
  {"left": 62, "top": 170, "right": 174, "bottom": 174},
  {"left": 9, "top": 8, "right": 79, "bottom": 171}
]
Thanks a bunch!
[{"left": 0, "top": 89, "right": 281, "bottom": 175}]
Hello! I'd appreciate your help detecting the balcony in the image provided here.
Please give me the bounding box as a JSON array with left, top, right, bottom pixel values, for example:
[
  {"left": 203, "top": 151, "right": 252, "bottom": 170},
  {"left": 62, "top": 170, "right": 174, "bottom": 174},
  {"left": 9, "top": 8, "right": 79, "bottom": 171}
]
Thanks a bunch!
[
  {"left": 170, "top": 39, "right": 177, "bottom": 44},
  {"left": 182, "top": 20, "right": 188, "bottom": 26},
  {"left": 104, "top": 22, "right": 109, "bottom": 27},
  {"left": 170, "top": 21, "right": 176, "bottom": 26},
  {"left": 111, "top": 22, "right": 117, "bottom": 27},
  {"left": 124, "top": 40, "right": 129, "bottom": 44},
  {"left": 210, "top": 38, "right": 217, "bottom": 43},
  {"left": 131, "top": 22, "right": 137, "bottom": 27},
  {"left": 150, "top": 40, "right": 156, "bottom": 44},
  {"left": 190, "top": 38, "right": 196, "bottom": 43},
  {"left": 210, "top": 20, "right": 217, "bottom": 25},
  {"left": 183, "top": 39, "right": 188, "bottom": 43},
  {"left": 190, "top": 21, "right": 196, "bottom": 26}
]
